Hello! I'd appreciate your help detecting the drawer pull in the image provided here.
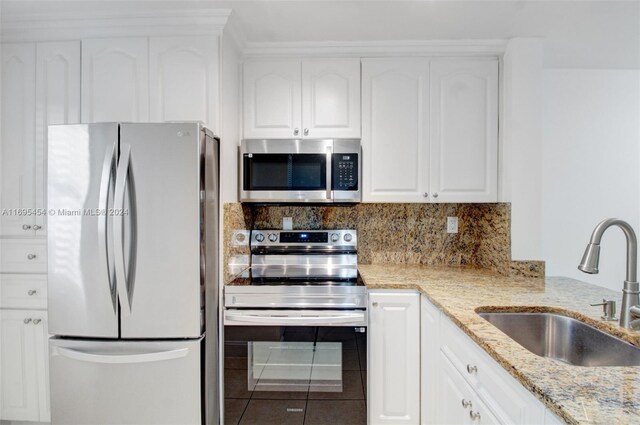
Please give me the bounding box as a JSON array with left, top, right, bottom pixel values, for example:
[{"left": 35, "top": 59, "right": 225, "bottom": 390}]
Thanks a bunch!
[
  {"left": 24, "top": 318, "right": 32, "bottom": 324},
  {"left": 466, "top": 364, "right": 478, "bottom": 374},
  {"left": 33, "top": 319, "right": 42, "bottom": 325},
  {"left": 469, "top": 410, "right": 481, "bottom": 420},
  {"left": 28, "top": 289, "right": 37, "bottom": 296},
  {"left": 461, "top": 399, "right": 472, "bottom": 409},
  {"left": 27, "top": 254, "right": 37, "bottom": 260},
  {"left": 22, "top": 224, "right": 32, "bottom": 230},
  {"left": 33, "top": 225, "right": 42, "bottom": 230}
]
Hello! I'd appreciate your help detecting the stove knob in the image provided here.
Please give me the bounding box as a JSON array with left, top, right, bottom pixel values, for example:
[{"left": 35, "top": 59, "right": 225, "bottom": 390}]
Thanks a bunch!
[
  {"left": 268, "top": 233, "right": 278, "bottom": 242},
  {"left": 330, "top": 233, "right": 340, "bottom": 242},
  {"left": 254, "top": 233, "right": 265, "bottom": 242},
  {"left": 343, "top": 233, "right": 353, "bottom": 242}
]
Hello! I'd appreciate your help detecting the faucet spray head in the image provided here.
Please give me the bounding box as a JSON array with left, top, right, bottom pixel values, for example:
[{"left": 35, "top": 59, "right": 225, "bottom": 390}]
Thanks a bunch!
[{"left": 578, "top": 243, "right": 601, "bottom": 274}]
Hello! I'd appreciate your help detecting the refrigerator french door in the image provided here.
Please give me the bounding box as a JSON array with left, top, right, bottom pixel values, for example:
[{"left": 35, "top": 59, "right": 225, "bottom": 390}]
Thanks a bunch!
[{"left": 47, "top": 122, "right": 219, "bottom": 425}]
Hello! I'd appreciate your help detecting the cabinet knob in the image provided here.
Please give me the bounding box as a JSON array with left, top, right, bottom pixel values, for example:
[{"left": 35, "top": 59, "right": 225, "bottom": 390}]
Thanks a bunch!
[
  {"left": 461, "top": 399, "right": 472, "bottom": 409},
  {"left": 24, "top": 318, "right": 32, "bottom": 324},
  {"left": 469, "top": 410, "right": 481, "bottom": 421},
  {"left": 27, "top": 254, "right": 37, "bottom": 260},
  {"left": 33, "top": 225, "right": 42, "bottom": 230},
  {"left": 433, "top": 193, "right": 439, "bottom": 198},
  {"left": 293, "top": 128, "right": 300, "bottom": 136},
  {"left": 372, "top": 302, "right": 378, "bottom": 307},
  {"left": 466, "top": 364, "right": 478, "bottom": 374},
  {"left": 28, "top": 289, "right": 37, "bottom": 296},
  {"left": 423, "top": 192, "right": 429, "bottom": 198},
  {"left": 33, "top": 319, "right": 42, "bottom": 325},
  {"left": 22, "top": 224, "right": 32, "bottom": 230},
  {"left": 303, "top": 128, "right": 309, "bottom": 136}
]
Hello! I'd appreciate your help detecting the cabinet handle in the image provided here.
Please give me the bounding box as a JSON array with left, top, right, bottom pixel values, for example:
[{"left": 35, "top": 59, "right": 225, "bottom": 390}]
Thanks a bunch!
[
  {"left": 423, "top": 192, "right": 429, "bottom": 198},
  {"left": 22, "top": 224, "right": 32, "bottom": 230},
  {"left": 461, "top": 399, "right": 472, "bottom": 409},
  {"left": 28, "top": 289, "right": 37, "bottom": 296},
  {"left": 372, "top": 302, "right": 378, "bottom": 307},
  {"left": 293, "top": 128, "right": 300, "bottom": 136},
  {"left": 27, "top": 254, "right": 37, "bottom": 260},
  {"left": 469, "top": 410, "right": 481, "bottom": 421},
  {"left": 433, "top": 193, "right": 439, "bottom": 198},
  {"left": 33, "top": 319, "right": 42, "bottom": 325},
  {"left": 303, "top": 128, "right": 309, "bottom": 136},
  {"left": 24, "top": 318, "right": 32, "bottom": 324},
  {"left": 33, "top": 225, "right": 42, "bottom": 230},
  {"left": 466, "top": 364, "right": 478, "bottom": 374}
]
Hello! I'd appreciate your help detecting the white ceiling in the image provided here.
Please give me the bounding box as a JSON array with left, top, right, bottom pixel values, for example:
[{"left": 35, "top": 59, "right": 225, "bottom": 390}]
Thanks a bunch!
[{"left": 2, "top": 0, "right": 639, "bottom": 68}]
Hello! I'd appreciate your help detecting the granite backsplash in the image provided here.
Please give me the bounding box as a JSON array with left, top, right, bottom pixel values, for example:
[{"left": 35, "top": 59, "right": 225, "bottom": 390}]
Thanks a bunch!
[{"left": 223, "top": 202, "right": 544, "bottom": 282}]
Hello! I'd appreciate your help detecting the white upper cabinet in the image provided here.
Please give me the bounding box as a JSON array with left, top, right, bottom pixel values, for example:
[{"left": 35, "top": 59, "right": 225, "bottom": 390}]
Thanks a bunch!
[
  {"left": 243, "top": 59, "right": 361, "bottom": 139},
  {"left": 361, "top": 58, "right": 498, "bottom": 203},
  {"left": 362, "top": 59, "right": 430, "bottom": 202},
  {"left": 35, "top": 41, "right": 81, "bottom": 235},
  {"left": 301, "top": 59, "right": 361, "bottom": 138},
  {"left": 430, "top": 60, "right": 498, "bottom": 202},
  {"left": 243, "top": 60, "right": 302, "bottom": 138},
  {"left": 81, "top": 37, "right": 150, "bottom": 123},
  {"left": 149, "top": 36, "right": 219, "bottom": 128},
  {"left": 1, "top": 43, "right": 37, "bottom": 236}
]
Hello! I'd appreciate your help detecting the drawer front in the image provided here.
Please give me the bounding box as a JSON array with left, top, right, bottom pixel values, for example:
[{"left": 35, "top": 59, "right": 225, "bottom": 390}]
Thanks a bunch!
[
  {"left": 441, "top": 316, "right": 545, "bottom": 424},
  {"left": 1, "top": 239, "right": 47, "bottom": 273},
  {"left": 0, "top": 274, "right": 48, "bottom": 309}
]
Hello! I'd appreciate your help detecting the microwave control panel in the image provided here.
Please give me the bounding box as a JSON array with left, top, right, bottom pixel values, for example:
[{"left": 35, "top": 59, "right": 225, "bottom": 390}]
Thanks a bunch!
[{"left": 333, "top": 154, "right": 358, "bottom": 190}]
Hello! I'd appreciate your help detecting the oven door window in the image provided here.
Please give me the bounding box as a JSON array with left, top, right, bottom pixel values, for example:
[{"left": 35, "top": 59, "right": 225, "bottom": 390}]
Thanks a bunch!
[{"left": 243, "top": 154, "right": 327, "bottom": 191}]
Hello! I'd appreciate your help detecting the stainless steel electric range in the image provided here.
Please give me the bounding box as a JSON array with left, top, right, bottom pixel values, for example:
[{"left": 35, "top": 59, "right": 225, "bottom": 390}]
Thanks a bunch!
[{"left": 223, "top": 230, "right": 367, "bottom": 425}]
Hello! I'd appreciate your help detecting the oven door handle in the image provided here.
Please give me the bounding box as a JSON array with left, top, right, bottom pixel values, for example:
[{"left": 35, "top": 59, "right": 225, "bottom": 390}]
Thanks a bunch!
[{"left": 224, "top": 310, "right": 366, "bottom": 326}]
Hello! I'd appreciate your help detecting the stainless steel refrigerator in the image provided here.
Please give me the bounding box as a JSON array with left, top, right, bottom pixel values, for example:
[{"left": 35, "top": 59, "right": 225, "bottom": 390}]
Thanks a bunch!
[{"left": 47, "top": 122, "right": 219, "bottom": 425}]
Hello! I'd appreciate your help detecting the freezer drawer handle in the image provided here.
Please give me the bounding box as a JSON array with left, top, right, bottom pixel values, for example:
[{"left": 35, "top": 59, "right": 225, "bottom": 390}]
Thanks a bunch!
[{"left": 51, "top": 346, "right": 189, "bottom": 364}]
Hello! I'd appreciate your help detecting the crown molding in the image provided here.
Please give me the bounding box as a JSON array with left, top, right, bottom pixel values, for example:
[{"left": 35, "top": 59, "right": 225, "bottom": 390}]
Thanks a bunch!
[
  {"left": 242, "top": 39, "right": 508, "bottom": 59},
  {"left": 1, "top": 8, "right": 233, "bottom": 42}
]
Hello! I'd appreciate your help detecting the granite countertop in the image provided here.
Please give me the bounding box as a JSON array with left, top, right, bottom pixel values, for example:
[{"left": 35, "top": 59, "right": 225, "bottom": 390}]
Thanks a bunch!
[{"left": 358, "top": 264, "right": 640, "bottom": 425}]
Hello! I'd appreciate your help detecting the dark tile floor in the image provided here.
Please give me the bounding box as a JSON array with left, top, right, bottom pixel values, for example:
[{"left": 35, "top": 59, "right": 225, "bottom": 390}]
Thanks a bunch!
[{"left": 224, "top": 328, "right": 367, "bottom": 425}]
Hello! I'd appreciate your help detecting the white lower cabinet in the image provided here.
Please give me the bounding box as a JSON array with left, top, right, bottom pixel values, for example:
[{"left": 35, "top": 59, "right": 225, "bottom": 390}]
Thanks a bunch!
[
  {"left": 0, "top": 309, "right": 50, "bottom": 422},
  {"left": 368, "top": 291, "right": 421, "bottom": 424}
]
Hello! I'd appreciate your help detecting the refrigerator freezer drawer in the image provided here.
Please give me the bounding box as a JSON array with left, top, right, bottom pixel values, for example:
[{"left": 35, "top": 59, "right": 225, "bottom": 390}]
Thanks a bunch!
[{"left": 49, "top": 337, "right": 203, "bottom": 425}]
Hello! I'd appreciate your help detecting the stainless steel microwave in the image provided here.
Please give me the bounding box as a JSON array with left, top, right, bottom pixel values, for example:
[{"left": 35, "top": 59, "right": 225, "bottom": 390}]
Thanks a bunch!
[{"left": 240, "top": 139, "right": 361, "bottom": 203}]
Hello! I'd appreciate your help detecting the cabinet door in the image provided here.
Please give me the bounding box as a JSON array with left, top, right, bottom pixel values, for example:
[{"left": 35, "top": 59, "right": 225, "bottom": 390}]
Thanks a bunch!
[
  {"left": 429, "top": 60, "right": 498, "bottom": 202},
  {"left": 301, "top": 59, "right": 360, "bottom": 138},
  {"left": 361, "top": 59, "right": 430, "bottom": 202},
  {"left": 1, "top": 43, "right": 36, "bottom": 236},
  {"left": 243, "top": 60, "right": 302, "bottom": 138},
  {"left": 0, "top": 310, "right": 39, "bottom": 421},
  {"left": 149, "top": 36, "right": 219, "bottom": 129},
  {"left": 81, "top": 37, "right": 149, "bottom": 123},
  {"left": 35, "top": 41, "right": 81, "bottom": 235},
  {"left": 421, "top": 296, "right": 441, "bottom": 425},
  {"left": 33, "top": 311, "right": 50, "bottom": 422},
  {"left": 368, "top": 291, "right": 420, "bottom": 424}
]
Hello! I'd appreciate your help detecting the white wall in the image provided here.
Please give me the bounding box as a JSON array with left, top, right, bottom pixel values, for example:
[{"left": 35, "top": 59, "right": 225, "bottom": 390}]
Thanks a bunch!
[{"left": 541, "top": 69, "right": 640, "bottom": 291}]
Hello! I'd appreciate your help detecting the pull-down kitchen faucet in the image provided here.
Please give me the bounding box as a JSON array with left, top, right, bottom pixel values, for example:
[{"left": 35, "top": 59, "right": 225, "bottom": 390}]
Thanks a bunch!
[{"left": 578, "top": 218, "right": 640, "bottom": 329}]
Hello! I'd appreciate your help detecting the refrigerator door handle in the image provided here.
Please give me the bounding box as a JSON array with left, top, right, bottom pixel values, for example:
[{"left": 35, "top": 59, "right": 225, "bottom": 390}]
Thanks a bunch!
[
  {"left": 98, "top": 143, "right": 117, "bottom": 313},
  {"left": 114, "top": 144, "right": 132, "bottom": 316},
  {"left": 51, "top": 346, "right": 189, "bottom": 364}
]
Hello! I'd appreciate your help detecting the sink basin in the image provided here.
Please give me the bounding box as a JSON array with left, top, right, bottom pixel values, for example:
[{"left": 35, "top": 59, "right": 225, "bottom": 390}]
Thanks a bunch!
[{"left": 478, "top": 312, "right": 640, "bottom": 367}]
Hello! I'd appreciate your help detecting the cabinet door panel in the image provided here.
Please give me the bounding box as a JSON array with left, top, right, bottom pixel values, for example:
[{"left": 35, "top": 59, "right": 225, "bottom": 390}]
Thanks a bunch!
[
  {"left": 150, "top": 36, "right": 219, "bottom": 129},
  {"left": 1, "top": 43, "right": 36, "bottom": 236},
  {"left": 81, "top": 37, "right": 149, "bottom": 123},
  {"left": 302, "top": 59, "right": 360, "bottom": 138},
  {"left": 362, "top": 59, "right": 430, "bottom": 202},
  {"left": 35, "top": 41, "right": 81, "bottom": 235},
  {"left": 430, "top": 60, "right": 498, "bottom": 202},
  {"left": 368, "top": 291, "right": 420, "bottom": 424},
  {"left": 243, "top": 60, "right": 301, "bottom": 138},
  {"left": 33, "top": 311, "right": 50, "bottom": 422},
  {"left": 0, "top": 310, "right": 39, "bottom": 421}
]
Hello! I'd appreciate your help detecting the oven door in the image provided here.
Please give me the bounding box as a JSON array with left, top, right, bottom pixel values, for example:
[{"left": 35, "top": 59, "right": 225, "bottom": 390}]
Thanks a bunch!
[
  {"left": 223, "top": 315, "right": 367, "bottom": 425},
  {"left": 240, "top": 139, "right": 333, "bottom": 203}
]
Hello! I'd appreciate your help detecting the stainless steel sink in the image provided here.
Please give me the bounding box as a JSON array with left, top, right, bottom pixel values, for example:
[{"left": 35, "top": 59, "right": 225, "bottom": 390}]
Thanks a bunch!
[{"left": 478, "top": 312, "right": 640, "bottom": 367}]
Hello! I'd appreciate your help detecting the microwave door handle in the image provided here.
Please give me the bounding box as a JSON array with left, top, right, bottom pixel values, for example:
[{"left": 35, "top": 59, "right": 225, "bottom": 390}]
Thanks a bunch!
[{"left": 326, "top": 145, "right": 332, "bottom": 200}]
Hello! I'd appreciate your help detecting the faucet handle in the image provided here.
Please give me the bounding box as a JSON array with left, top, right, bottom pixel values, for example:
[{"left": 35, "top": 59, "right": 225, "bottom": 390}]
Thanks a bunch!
[{"left": 590, "top": 299, "right": 618, "bottom": 321}]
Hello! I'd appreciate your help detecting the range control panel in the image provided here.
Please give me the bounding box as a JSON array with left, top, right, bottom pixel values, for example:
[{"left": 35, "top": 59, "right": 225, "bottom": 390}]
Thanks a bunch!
[
  {"left": 332, "top": 154, "right": 358, "bottom": 191},
  {"left": 250, "top": 229, "right": 357, "bottom": 249}
]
